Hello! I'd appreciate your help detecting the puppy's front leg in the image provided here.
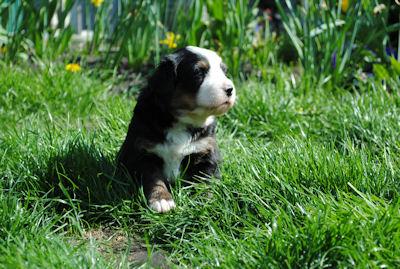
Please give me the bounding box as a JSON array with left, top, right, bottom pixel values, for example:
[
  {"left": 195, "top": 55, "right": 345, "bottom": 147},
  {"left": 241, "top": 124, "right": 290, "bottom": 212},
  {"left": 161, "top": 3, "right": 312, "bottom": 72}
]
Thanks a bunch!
[
  {"left": 143, "top": 173, "right": 175, "bottom": 213},
  {"left": 137, "top": 155, "right": 175, "bottom": 213},
  {"left": 182, "top": 148, "right": 221, "bottom": 183},
  {"left": 120, "top": 149, "right": 175, "bottom": 213}
]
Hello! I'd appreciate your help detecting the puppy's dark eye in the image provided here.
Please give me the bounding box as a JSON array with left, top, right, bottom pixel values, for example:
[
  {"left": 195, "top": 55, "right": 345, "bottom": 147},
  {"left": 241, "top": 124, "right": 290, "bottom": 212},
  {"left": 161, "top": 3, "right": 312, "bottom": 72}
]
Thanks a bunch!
[
  {"left": 195, "top": 63, "right": 209, "bottom": 80},
  {"left": 194, "top": 67, "right": 206, "bottom": 80},
  {"left": 197, "top": 65, "right": 207, "bottom": 74},
  {"left": 192, "top": 65, "right": 207, "bottom": 87},
  {"left": 220, "top": 63, "right": 228, "bottom": 74}
]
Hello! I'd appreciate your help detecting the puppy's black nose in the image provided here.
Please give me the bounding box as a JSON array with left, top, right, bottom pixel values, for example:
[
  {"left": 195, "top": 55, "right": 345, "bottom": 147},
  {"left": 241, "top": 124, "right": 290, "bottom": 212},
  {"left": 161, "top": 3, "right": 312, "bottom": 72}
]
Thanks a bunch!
[{"left": 225, "top": 87, "right": 233, "bottom": 97}]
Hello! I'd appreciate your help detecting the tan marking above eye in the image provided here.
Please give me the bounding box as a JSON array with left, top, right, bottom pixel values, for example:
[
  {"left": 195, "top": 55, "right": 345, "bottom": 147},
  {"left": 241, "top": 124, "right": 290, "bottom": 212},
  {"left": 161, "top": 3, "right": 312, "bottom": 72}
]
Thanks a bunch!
[{"left": 197, "top": 60, "right": 210, "bottom": 71}]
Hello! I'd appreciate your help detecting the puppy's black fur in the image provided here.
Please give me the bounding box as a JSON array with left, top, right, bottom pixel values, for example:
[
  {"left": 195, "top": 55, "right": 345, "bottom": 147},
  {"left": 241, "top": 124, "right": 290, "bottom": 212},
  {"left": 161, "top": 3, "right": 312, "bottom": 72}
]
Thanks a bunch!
[{"left": 117, "top": 48, "right": 228, "bottom": 211}]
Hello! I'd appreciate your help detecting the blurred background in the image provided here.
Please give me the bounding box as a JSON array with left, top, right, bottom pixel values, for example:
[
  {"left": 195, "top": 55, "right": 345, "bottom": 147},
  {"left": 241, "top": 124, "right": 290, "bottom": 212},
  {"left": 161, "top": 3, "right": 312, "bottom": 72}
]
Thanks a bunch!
[{"left": 0, "top": 0, "right": 399, "bottom": 88}]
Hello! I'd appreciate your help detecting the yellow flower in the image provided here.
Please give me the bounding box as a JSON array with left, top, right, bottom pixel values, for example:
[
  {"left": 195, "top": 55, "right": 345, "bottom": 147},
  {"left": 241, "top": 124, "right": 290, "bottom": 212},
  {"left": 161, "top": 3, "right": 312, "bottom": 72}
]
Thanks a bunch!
[
  {"left": 341, "top": 0, "right": 349, "bottom": 12},
  {"left": 91, "top": 0, "right": 104, "bottom": 8},
  {"left": 0, "top": 45, "right": 6, "bottom": 54},
  {"left": 65, "top": 63, "right": 81, "bottom": 72},
  {"left": 160, "top": 32, "right": 181, "bottom": 49}
]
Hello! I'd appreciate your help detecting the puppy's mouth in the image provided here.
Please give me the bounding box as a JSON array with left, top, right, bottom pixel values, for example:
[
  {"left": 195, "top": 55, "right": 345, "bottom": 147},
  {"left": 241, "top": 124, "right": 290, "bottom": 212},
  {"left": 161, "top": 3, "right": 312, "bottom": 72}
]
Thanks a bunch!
[
  {"left": 178, "top": 99, "right": 235, "bottom": 126},
  {"left": 207, "top": 100, "right": 235, "bottom": 115}
]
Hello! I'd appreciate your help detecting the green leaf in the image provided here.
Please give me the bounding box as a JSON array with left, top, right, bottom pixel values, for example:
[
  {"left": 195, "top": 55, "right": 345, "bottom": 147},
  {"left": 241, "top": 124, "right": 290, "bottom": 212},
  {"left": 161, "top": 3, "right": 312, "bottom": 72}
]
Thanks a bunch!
[
  {"left": 206, "top": 0, "right": 224, "bottom": 21},
  {"left": 373, "top": 64, "right": 390, "bottom": 80},
  {"left": 390, "top": 57, "right": 400, "bottom": 76}
]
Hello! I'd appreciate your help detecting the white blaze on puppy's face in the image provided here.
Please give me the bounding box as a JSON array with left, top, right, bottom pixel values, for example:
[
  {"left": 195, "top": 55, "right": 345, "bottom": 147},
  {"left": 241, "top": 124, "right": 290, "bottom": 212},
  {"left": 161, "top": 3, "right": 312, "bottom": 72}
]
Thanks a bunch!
[{"left": 186, "top": 46, "right": 236, "bottom": 115}]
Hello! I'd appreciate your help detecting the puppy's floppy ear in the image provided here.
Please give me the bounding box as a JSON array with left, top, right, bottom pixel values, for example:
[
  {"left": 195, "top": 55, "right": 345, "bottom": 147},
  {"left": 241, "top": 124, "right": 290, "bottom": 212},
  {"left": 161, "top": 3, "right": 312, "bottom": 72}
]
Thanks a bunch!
[{"left": 148, "top": 56, "right": 177, "bottom": 96}]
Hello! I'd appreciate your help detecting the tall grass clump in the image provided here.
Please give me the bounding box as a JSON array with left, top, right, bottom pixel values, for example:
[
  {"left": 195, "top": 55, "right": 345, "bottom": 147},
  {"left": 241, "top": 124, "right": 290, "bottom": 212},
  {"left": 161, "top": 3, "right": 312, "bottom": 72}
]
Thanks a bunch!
[
  {"left": 276, "top": 0, "right": 400, "bottom": 86},
  {"left": 105, "top": 0, "right": 277, "bottom": 78},
  {"left": 1, "top": 0, "right": 279, "bottom": 79}
]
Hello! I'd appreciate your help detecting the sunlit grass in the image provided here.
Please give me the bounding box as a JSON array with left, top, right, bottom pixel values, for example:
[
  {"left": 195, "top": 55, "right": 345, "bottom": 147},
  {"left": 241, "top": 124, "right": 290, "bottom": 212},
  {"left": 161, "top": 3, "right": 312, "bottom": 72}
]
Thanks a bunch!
[{"left": 1, "top": 64, "right": 400, "bottom": 268}]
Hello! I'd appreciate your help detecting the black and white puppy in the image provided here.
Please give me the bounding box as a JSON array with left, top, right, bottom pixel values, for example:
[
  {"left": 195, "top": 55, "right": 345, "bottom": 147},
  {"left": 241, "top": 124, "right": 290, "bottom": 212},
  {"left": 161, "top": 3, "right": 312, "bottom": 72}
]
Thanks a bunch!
[{"left": 117, "top": 46, "right": 236, "bottom": 213}]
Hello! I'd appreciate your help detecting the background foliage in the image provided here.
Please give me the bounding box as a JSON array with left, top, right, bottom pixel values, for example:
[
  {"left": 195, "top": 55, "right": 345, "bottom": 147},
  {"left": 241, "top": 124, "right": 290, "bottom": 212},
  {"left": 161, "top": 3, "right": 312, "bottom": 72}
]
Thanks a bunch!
[{"left": 1, "top": 0, "right": 397, "bottom": 84}]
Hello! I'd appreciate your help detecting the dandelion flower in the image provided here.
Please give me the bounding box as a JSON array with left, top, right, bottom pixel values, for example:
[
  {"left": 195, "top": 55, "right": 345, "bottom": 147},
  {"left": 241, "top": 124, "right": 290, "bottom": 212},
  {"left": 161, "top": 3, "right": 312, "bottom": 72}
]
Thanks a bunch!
[
  {"left": 373, "top": 4, "right": 386, "bottom": 14},
  {"left": 160, "top": 32, "right": 180, "bottom": 49},
  {"left": 341, "top": 0, "right": 349, "bottom": 13},
  {"left": 66, "top": 63, "right": 81, "bottom": 72},
  {"left": 0, "top": 45, "right": 6, "bottom": 54},
  {"left": 91, "top": 0, "right": 104, "bottom": 8}
]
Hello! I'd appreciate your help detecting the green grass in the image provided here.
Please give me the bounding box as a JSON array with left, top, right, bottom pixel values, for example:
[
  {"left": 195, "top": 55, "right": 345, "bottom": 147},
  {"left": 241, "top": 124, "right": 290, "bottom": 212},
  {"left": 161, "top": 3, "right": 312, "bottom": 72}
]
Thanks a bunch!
[{"left": 1, "top": 63, "right": 400, "bottom": 268}]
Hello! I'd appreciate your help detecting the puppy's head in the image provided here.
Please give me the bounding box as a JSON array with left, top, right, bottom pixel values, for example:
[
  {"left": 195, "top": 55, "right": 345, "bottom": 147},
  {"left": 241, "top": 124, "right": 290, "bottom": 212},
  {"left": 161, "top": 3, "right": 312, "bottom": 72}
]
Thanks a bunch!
[{"left": 148, "top": 46, "right": 236, "bottom": 124}]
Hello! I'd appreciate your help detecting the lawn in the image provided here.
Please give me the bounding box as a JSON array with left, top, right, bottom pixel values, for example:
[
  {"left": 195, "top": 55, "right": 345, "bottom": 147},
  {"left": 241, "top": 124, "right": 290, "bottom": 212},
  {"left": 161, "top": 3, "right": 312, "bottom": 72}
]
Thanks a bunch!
[{"left": 1, "top": 62, "right": 399, "bottom": 268}]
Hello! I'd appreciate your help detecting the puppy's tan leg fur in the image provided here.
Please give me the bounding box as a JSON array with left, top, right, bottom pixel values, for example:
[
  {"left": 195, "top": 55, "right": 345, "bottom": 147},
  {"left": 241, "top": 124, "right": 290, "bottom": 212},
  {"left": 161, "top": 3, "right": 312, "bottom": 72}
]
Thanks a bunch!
[{"left": 147, "top": 179, "right": 175, "bottom": 213}]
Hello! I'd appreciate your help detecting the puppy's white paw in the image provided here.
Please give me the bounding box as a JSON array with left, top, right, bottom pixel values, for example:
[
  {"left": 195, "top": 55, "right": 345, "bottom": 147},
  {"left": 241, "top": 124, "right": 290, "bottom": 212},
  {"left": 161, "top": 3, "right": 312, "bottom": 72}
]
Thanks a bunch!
[{"left": 149, "top": 199, "right": 176, "bottom": 213}]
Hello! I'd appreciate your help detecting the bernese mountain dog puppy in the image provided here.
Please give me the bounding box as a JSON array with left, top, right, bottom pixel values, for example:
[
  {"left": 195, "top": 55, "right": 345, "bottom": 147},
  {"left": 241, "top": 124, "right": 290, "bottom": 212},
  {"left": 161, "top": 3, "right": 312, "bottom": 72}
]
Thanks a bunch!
[{"left": 117, "top": 46, "right": 236, "bottom": 213}]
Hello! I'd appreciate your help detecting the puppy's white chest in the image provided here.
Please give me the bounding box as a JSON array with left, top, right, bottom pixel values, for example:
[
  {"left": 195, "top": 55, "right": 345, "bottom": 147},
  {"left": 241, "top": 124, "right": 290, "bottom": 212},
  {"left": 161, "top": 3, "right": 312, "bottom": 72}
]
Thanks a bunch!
[{"left": 150, "top": 128, "right": 209, "bottom": 181}]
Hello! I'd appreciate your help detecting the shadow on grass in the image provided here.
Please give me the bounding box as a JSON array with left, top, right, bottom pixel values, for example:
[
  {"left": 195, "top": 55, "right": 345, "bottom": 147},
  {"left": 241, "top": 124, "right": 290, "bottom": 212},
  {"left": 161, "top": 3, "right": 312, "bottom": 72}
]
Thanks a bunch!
[
  {"left": 36, "top": 138, "right": 140, "bottom": 223},
  {"left": 27, "top": 138, "right": 174, "bottom": 267}
]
